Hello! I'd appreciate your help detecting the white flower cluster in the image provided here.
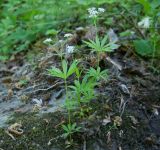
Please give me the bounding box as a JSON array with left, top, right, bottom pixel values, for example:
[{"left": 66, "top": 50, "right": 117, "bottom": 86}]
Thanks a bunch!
[
  {"left": 98, "top": 8, "right": 105, "bottom": 13},
  {"left": 88, "top": 7, "right": 105, "bottom": 18},
  {"left": 138, "top": 17, "right": 151, "bottom": 28},
  {"left": 66, "top": 45, "right": 75, "bottom": 54},
  {"left": 43, "top": 38, "right": 52, "bottom": 44},
  {"left": 64, "top": 33, "right": 73, "bottom": 38}
]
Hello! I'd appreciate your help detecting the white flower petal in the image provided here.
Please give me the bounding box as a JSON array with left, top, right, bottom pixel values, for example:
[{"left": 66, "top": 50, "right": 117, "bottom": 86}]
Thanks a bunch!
[
  {"left": 66, "top": 45, "right": 75, "bottom": 54},
  {"left": 138, "top": 17, "right": 151, "bottom": 28},
  {"left": 43, "top": 38, "right": 52, "bottom": 43},
  {"left": 64, "top": 33, "right": 73, "bottom": 38},
  {"left": 98, "top": 8, "right": 105, "bottom": 13},
  {"left": 88, "top": 7, "right": 99, "bottom": 18}
]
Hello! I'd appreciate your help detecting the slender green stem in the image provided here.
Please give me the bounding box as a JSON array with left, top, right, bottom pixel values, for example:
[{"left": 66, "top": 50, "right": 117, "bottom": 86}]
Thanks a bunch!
[
  {"left": 150, "top": 19, "right": 157, "bottom": 67},
  {"left": 78, "top": 93, "right": 84, "bottom": 118},
  {"left": 64, "top": 78, "right": 72, "bottom": 141},
  {"left": 64, "top": 79, "right": 71, "bottom": 124},
  {"left": 94, "top": 16, "right": 100, "bottom": 67},
  {"left": 97, "top": 52, "right": 100, "bottom": 67},
  {"left": 151, "top": 38, "right": 156, "bottom": 66},
  {"left": 64, "top": 79, "right": 68, "bottom": 98},
  {"left": 77, "top": 94, "right": 81, "bottom": 106},
  {"left": 94, "top": 17, "right": 98, "bottom": 35},
  {"left": 60, "top": 51, "right": 63, "bottom": 62}
]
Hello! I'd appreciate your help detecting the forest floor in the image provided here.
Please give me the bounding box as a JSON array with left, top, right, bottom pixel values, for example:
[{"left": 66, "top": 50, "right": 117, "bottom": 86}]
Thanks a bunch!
[{"left": 0, "top": 26, "right": 160, "bottom": 150}]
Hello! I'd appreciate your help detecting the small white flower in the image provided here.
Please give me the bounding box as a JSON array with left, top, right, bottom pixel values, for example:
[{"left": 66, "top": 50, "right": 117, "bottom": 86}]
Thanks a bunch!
[
  {"left": 138, "top": 17, "right": 151, "bottom": 28},
  {"left": 88, "top": 7, "right": 105, "bottom": 18},
  {"left": 76, "top": 27, "right": 84, "bottom": 31},
  {"left": 98, "top": 8, "right": 105, "bottom": 13},
  {"left": 43, "top": 38, "right": 52, "bottom": 44},
  {"left": 88, "top": 7, "right": 99, "bottom": 18},
  {"left": 64, "top": 33, "right": 73, "bottom": 38},
  {"left": 131, "top": 31, "right": 135, "bottom": 35},
  {"left": 66, "top": 45, "right": 75, "bottom": 54},
  {"left": 88, "top": 7, "right": 96, "bottom": 12},
  {"left": 58, "top": 40, "right": 64, "bottom": 43}
]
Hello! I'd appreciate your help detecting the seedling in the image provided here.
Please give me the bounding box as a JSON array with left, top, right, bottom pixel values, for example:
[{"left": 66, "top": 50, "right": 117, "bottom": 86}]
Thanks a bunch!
[
  {"left": 86, "top": 67, "right": 108, "bottom": 82},
  {"left": 84, "top": 35, "right": 119, "bottom": 66},
  {"left": 54, "top": 48, "right": 65, "bottom": 61},
  {"left": 62, "top": 123, "right": 81, "bottom": 144},
  {"left": 69, "top": 77, "right": 96, "bottom": 117},
  {"left": 19, "top": 79, "right": 29, "bottom": 86},
  {"left": 48, "top": 59, "right": 78, "bottom": 140}
]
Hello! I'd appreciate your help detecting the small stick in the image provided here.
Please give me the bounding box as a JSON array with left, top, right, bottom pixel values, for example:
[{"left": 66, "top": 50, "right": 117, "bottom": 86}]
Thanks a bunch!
[
  {"left": 31, "top": 81, "right": 63, "bottom": 94},
  {"left": 106, "top": 57, "right": 122, "bottom": 71},
  {"left": 5, "top": 130, "right": 16, "bottom": 140},
  {"left": 83, "top": 138, "right": 86, "bottom": 150}
]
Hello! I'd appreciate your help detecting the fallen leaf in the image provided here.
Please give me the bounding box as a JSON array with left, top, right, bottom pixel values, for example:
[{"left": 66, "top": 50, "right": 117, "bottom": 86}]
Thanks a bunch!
[
  {"left": 119, "top": 84, "right": 130, "bottom": 94},
  {"left": 32, "top": 98, "right": 43, "bottom": 106},
  {"left": 129, "top": 116, "right": 139, "bottom": 125},
  {"left": 108, "top": 28, "right": 119, "bottom": 43},
  {"left": 152, "top": 108, "right": 159, "bottom": 116},
  {"left": 102, "top": 116, "right": 111, "bottom": 126},
  {"left": 8, "top": 123, "right": 23, "bottom": 136}
]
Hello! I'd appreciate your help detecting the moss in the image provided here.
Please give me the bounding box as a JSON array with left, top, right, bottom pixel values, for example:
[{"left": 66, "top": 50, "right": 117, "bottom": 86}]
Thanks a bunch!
[{"left": 0, "top": 112, "right": 64, "bottom": 150}]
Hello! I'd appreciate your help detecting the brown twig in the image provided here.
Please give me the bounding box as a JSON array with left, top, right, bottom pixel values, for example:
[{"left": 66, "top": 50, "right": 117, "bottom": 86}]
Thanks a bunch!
[{"left": 31, "top": 81, "right": 63, "bottom": 94}]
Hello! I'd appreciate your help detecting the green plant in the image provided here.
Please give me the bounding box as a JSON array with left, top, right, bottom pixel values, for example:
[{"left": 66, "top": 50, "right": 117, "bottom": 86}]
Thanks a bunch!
[
  {"left": 134, "top": 39, "right": 153, "bottom": 57},
  {"left": 69, "top": 77, "right": 96, "bottom": 117},
  {"left": 54, "top": 45, "right": 65, "bottom": 61},
  {"left": 86, "top": 67, "right": 108, "bottom": 81},
  {"left": 19, "top": 79, "right": 29, "bottom": 86},
  {"left": 48, "top": 59, "right": 78, "bottom": 124},
  {"left": 48, "top": 59, "right": 80, "bottom": 143},
  {"left": 62, "top": 123, "right": 81, "bottom": 145},
  {"left": 135, "top": 0, "right": 160, "bottom": 65},
  {"left": 84, "top": 35, "right": 119, "bottom": 66},
  {"left": 70, "top": 78, "right": 96, "bottom": 102},
  {"left": 48, "top": 60, "right": 78, "bottom": 85}
]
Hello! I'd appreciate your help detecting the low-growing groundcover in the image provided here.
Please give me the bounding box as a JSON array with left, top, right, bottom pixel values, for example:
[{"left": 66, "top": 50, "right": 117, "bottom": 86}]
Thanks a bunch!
[{"left": 0, "top": 0, "right": 160, "bottom": 150}]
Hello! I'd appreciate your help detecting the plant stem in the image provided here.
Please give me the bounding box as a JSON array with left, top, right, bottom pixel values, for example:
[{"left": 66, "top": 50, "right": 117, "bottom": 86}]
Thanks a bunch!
[
  {"left": 93, "top": 17, "right": 98, "bottom": 36},
  {"left": 97, "top": 52, "right": 100, "bottom": 67},
  {"left": 64, "top": 79, "right": 72, "bottom": 141},
  {"left": 151, "top": 39, "right": 156, "bottom": 66},
  {"left": 94, "top": 17, "right": 100, "bottom": 67},
  {"left": 64, "top": 79, "right": 71, "bottom": 124},
  {"left": 64, "top": 79, "right": 68, "bottom": 97}
]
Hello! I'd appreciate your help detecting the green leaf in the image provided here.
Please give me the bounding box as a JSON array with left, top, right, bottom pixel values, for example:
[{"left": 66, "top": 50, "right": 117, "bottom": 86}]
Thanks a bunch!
[
  {"left": 62, "top": 60, "right": 68, "bottom": 79},
  {"left": 62, "top": 125, "right": 69, "bottom": 132},
  {"left": 134, "top": 40, "right": 153, "bottom": 57},
  {"left": 48, "top": 67, "right": 64, "bottom": 79},
  {"left": 95, "top": 36, "right": 101, "bottom": 48},
  {"left": 119, "top": 30, "right": 134, "bottom": 37},
  {"left": 65, "top": 98, "right": 78, "bottom": 110},
  {"left": 46, "top": 29, "right": 58, "bottom": 35},
  {"left": 101, "top": 36, "right": 108, "bottom": 47},
  {"left": 71, "top": 123, "right": 76, "bottom": 129},
  {"left": 67, "top": 60, "right": 78, "bottom": 78},
  {"left": 136, "top": 0, "right": 151, "bottom": 15}
]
